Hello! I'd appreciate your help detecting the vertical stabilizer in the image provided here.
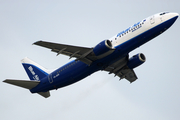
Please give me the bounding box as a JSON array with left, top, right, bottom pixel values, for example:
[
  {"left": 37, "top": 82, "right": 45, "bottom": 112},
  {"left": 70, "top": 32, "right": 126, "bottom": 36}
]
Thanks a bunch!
[{"left": 21, "top": 57, "right": 50, "bottom": 81}]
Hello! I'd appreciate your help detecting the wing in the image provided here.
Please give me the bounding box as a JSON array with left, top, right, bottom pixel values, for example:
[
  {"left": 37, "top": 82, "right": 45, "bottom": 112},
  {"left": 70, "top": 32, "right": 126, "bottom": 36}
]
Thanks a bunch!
[
  {"left": 33, "top": 41, "right": 95, "bottom": 65},
  {"left": 104, "top": 55, "right": 138, "bottom": 83}
]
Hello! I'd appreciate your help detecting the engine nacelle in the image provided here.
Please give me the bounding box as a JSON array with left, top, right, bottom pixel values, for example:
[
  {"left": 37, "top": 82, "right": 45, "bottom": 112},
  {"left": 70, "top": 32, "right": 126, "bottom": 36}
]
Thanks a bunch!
[
  {"left": 93, "top": 40, "right": 113, "bottom": 56},
  {"left": 127, "top": 53, "right": 146, "bottom": 69}
]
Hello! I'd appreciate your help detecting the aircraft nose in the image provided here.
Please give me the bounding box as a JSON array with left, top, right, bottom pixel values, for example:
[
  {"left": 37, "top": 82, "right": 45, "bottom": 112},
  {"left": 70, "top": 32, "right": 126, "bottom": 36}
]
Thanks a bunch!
[
  {"left": 170, "top": 12, "right": 179, "bottom": 20},
  {"left": 172, "top": 12, "right": 179, "bottom": 18},
  {"left": 167, "top": 12, "right": 179, "bottom": 24},
  {"left": 164, "top": 12, "right": 179, "bottom": 29}
]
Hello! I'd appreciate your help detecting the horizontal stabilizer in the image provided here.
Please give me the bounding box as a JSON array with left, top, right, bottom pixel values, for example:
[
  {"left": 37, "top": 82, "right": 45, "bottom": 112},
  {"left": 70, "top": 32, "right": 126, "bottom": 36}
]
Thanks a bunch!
[
  {"left": 38, "top": 92, "right": 50, "bottom": 98},
  {"left": 3, "top": 79, "right": 40, "bottom": 89}
]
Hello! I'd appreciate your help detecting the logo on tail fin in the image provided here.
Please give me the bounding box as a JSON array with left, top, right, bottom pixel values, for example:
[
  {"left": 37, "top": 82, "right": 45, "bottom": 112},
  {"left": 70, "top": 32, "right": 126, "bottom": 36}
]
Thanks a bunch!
[
  {"left": 21, "top": 57, "right": 49, "bottom": 80},
  {"left": 28, "top": 66, "right": 39, "bottom": 81}
]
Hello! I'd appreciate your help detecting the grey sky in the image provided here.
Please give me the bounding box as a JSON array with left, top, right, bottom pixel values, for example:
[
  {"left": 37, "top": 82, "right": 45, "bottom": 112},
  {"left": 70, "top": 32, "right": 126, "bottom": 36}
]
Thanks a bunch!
[{"left": 1, "top": 0, "right": 180, "bottom": 120}]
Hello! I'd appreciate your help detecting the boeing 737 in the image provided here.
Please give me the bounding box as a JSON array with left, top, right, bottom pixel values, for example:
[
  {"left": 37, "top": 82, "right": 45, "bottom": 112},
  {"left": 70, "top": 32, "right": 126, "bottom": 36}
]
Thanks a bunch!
[{"left": 3, "top": 12, "right": 179, "bottom": 98}]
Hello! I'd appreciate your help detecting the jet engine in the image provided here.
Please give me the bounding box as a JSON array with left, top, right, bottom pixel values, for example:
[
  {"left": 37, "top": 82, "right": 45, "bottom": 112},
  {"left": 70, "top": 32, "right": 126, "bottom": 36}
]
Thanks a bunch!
[
  {"left": 93, "top": 40, "right": 113, "bottom": 56},
  {"left": 127, "top": 53, "right": 146, "bottom": 69}
]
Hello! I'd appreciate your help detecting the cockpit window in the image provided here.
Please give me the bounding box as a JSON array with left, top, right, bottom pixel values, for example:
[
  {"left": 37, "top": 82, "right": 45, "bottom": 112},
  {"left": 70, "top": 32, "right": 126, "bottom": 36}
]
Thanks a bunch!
[{"left": 160, "top": 12, "right": 169, "bottom": 15}]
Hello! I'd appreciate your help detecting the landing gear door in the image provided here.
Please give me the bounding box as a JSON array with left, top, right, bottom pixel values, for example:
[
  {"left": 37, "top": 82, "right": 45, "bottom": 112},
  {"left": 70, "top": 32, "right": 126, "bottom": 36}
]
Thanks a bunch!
[{"left": 48, "top": 74, "right": 53, "bottom": 83}]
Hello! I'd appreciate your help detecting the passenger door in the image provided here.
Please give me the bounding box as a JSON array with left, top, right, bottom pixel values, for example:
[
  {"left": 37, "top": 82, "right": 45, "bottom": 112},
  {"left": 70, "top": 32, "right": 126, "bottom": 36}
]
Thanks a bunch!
[{"left": 48, "top": 74, "right": 53, "bottom": 83}]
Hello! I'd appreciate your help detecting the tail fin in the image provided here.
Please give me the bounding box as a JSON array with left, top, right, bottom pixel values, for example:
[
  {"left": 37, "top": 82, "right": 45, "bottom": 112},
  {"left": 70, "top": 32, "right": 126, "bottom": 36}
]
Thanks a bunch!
[
  {"left": 3, "top": 57, "right": 51, "bottom": 98},
  {"left": 21, "top": 57, "right": 50, "bottom": 81}
]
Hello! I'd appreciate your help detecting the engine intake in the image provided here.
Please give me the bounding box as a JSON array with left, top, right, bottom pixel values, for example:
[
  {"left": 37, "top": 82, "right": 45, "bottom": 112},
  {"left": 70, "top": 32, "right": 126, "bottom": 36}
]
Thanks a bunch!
[
  {"left": 93, "top": 40, "right": 113, "bottom": 56},
  {"left": 127, "top": 53, "right": 146, "bottom": 69}
]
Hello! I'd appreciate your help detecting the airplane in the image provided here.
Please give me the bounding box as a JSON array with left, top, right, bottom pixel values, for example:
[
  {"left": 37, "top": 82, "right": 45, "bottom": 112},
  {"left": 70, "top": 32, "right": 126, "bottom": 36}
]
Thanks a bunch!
[{"left": 3, "top": 12, "right": 179, "bottom": 98}]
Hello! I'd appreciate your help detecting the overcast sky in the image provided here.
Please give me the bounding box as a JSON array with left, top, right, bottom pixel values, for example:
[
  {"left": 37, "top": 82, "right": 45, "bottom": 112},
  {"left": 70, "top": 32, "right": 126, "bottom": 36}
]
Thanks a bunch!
[{"left": 1, "top": 0, "right": 180, "bottom": 120}]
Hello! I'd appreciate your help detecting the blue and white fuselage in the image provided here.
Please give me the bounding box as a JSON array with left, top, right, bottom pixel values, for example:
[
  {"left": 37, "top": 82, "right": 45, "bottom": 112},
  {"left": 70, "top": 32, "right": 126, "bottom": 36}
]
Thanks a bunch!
[{"left": 4, "top": 12, "right": 179, "bottom": 98}]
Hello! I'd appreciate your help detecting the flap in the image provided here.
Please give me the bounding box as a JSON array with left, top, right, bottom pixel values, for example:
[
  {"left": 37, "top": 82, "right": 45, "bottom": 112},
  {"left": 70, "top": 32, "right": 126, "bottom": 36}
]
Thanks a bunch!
[
  {"left": 116, "top": 68, "right": 138, "bottom": 83},
  {"left": 104, "top": 55, "right": 138, "bottom": 83}
]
